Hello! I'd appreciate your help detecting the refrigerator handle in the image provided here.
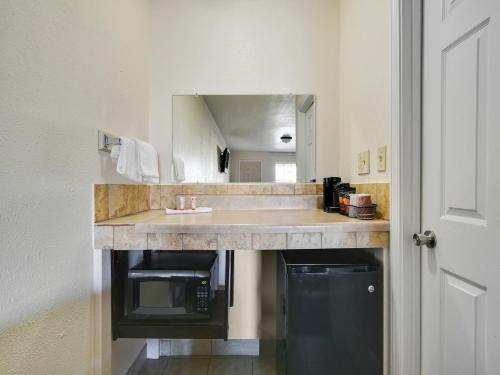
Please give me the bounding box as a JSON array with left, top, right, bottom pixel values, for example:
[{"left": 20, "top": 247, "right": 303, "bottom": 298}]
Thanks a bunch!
[{"left": 290, "top": 266, "right": 329, "bottom": 274}]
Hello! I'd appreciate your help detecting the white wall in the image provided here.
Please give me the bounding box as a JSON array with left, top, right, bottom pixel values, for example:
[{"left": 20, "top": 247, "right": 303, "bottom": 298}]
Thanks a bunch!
[
  {"left": 0, "top": 0, "right": 390, "bottom": 371},
  {"left": 173, "top": 96, "right": 229, "bottom": 183},
  {"left": 338, "top": 0, "right": 391, "bottom": 183},
  {"left": 0, "top": 1, "right": 149, "bottom": 374},
  {"left": 149, "top": 0, "right": 340, "bottom": 183},
  {"left": 230, "top": 151, "right": 296, "bottom": 183}
]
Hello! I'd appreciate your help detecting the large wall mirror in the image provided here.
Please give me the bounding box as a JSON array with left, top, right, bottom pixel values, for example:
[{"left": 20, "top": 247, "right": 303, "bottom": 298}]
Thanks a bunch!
[{"left": 172, "top": 95, "right": 316, "bottom": 183}]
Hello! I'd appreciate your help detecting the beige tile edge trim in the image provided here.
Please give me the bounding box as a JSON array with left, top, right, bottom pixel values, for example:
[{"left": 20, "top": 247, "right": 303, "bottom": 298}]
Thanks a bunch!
[{"left": 94, "top": 226, "right": 389, "bottom": 250}]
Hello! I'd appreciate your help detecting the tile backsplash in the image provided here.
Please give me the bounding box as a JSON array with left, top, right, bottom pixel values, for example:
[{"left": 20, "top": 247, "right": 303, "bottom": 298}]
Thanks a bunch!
[
  {"left": 149, "top": 183, "right": 321, "bottom": 211},
  {"left": 94, "top": 184, "right": 150, "bottom": 222},
  {"left": 94, "top": 182, "right": 390, "bottom": 222}
]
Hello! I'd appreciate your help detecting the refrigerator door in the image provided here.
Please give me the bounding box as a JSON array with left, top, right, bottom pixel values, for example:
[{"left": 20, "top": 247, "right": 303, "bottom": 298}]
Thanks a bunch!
[{"left": 286, "top": 265, "right": 382, "bottom": 375}]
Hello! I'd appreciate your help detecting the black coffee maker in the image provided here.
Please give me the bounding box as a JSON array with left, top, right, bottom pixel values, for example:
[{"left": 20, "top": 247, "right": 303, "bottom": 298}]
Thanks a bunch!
[{"left": 323, "top": 177, "right": 341, "bottom": 212}]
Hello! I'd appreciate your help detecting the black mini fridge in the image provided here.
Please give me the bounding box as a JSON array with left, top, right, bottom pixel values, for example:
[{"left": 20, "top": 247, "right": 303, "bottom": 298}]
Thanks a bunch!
[{"left": 277, "top": 250, "right": 382, "bottom": 375}]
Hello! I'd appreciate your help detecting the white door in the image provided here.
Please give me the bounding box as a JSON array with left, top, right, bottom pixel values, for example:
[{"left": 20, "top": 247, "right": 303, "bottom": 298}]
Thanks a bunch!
[
  {"left": 304, "top": 103, "right": 316, "bottom": 182},
  {"left": 239, "top": 160, "right": 261, "bottom": 182},
  {"left": 421, "top": 0, "right": 500, "bottom": 374}
]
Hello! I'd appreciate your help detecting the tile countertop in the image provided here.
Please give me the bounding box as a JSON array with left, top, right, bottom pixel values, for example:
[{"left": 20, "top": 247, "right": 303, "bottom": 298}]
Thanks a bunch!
[
  {"left": 94, "top": 209, "right": 390, "bottom": 250},
  {"left": 96, "top": 209, "right": 389, "bottom": 233}
]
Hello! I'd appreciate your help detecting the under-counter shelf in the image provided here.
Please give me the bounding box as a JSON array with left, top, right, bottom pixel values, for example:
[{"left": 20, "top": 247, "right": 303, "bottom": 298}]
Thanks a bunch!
[
  {"left": 115, "top": 291, "right": 229, "bottom": 339},
  {"left": 111, "top": 250, "right": 233, "bottom": 340}
]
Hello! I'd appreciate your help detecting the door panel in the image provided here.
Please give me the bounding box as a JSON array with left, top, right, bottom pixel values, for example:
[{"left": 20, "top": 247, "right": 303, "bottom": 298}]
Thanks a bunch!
[
  {"left": 441, "top": 20, "right": 489, "bottom": 223},
  {"left": 422, "top": 0, "right": 500, "bottom": 374},
  {"left": 239, "top": 160, "right": 262, "bottom": 183},
  {"left": 441, "top": 271, "right": 487, "bottom": 375}
]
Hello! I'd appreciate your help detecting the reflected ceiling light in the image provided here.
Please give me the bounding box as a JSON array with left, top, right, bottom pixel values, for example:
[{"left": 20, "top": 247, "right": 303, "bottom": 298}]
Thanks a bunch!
[{"left": 280, "top": 134, "right": 292, "bottom": 144}]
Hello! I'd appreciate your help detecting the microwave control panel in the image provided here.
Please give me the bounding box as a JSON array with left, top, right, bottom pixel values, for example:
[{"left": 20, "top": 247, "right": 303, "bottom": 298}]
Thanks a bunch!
[{"left": 195, "top": 283, "right": 210, "bottom": 312}]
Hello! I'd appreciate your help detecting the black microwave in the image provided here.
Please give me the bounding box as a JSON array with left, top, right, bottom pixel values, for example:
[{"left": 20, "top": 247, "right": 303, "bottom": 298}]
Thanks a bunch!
[
  {"left": 127, "top": 251, "right": 218, "bottom": 319},
  {"left": 112, "top": 250, "right": 233, "bottom": 340}
]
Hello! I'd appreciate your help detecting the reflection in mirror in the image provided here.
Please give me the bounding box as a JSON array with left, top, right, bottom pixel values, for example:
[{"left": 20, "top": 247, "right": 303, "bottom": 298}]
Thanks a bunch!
[{"left": 172, "top": 95, "right": 316, "bottom": 183}]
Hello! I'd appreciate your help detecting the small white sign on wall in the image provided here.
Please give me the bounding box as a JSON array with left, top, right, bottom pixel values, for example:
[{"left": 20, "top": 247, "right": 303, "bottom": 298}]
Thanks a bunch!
[{"left": 358, "top": 150, "right": 370, "bottom": 175}]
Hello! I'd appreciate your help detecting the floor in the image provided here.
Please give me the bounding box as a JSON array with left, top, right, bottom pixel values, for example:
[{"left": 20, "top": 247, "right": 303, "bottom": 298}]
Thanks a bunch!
[{"left": 137, "top": 355, "right": 277, "bottom": 375}]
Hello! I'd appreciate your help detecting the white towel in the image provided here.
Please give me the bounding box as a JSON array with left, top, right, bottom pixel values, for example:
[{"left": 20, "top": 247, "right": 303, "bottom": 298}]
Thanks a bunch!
[
  {"left": 116, "top": 137, "right": 142, "bottom": 182},
  {"left": 110, "top": 145, "right": 121, "bottom": 164},
  {"left": 173, "top": 155, "right": 185, "bottom": 181},
  {"left": 134, "top": 138, "right": 160, "bottom": 184}
]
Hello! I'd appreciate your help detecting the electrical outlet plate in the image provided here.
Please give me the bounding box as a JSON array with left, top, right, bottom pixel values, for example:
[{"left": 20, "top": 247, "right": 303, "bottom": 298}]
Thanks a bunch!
[
  {"left": 377, "top": 145, "right": 387, "bottom": 172},
  {"left": 358, "top": 150, "right": 370, "bottom": 175}
]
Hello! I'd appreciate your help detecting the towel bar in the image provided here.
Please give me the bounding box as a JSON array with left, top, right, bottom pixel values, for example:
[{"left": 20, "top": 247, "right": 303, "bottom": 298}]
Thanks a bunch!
[{"left": 98, "top": 130, "right": 121, "bottom": 152}]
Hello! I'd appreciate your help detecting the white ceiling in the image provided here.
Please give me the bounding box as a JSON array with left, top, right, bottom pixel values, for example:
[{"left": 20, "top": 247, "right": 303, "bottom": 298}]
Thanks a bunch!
[{"left": 203, "top": 95, "right": 297, "bottom": 152}]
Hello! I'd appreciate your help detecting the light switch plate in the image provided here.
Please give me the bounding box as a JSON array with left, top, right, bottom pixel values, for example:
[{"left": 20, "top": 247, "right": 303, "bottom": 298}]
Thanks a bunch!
[
  {"left": 358, "top": 150, "right": 370, "bottom": 175},
  {"left": 377, "top": 146, "right": 387, "bottom": 172}
]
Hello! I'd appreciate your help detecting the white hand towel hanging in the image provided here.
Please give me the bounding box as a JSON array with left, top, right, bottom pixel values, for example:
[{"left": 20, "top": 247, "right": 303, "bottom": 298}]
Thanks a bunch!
[
  {"left": 134, "top": 138, "right": 160, "bottom": 184},
  {"left": 110, "top": 145, "right": 121, "bottom": 164},
  {"left": 116, "top": 137, "right": 142, "bottom": 182},
  {"left": 173, "top": 155, "right": 185, "bottom": 182}
]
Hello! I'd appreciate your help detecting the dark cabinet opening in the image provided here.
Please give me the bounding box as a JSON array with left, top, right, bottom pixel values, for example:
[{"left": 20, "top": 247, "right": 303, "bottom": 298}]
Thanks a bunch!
[{"left": 111, "top": 250, "right": 234, "bottom": 340}]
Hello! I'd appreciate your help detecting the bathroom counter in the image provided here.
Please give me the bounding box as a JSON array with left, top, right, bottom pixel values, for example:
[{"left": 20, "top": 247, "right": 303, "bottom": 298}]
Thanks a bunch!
[
  {"left": 97, "top": 209, "right": 389, "bottom": 232},
  {"left": 94, "top": 209, "right": 390, "bottom": 250}
]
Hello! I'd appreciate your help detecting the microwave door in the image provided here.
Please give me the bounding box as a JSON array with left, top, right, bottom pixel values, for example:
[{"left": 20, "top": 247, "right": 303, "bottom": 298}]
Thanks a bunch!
[
  {"left": 129, "top": 270, "right": 196, "bottom": 317},
  {"left": 136, "top": 279, "right": 187, "bottom": 316}
]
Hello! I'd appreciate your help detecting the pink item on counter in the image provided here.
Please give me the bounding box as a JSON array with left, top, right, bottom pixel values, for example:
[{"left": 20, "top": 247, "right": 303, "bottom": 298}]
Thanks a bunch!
[{"left": 191, "top": 196, "right": 197, "bottom": 210}]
